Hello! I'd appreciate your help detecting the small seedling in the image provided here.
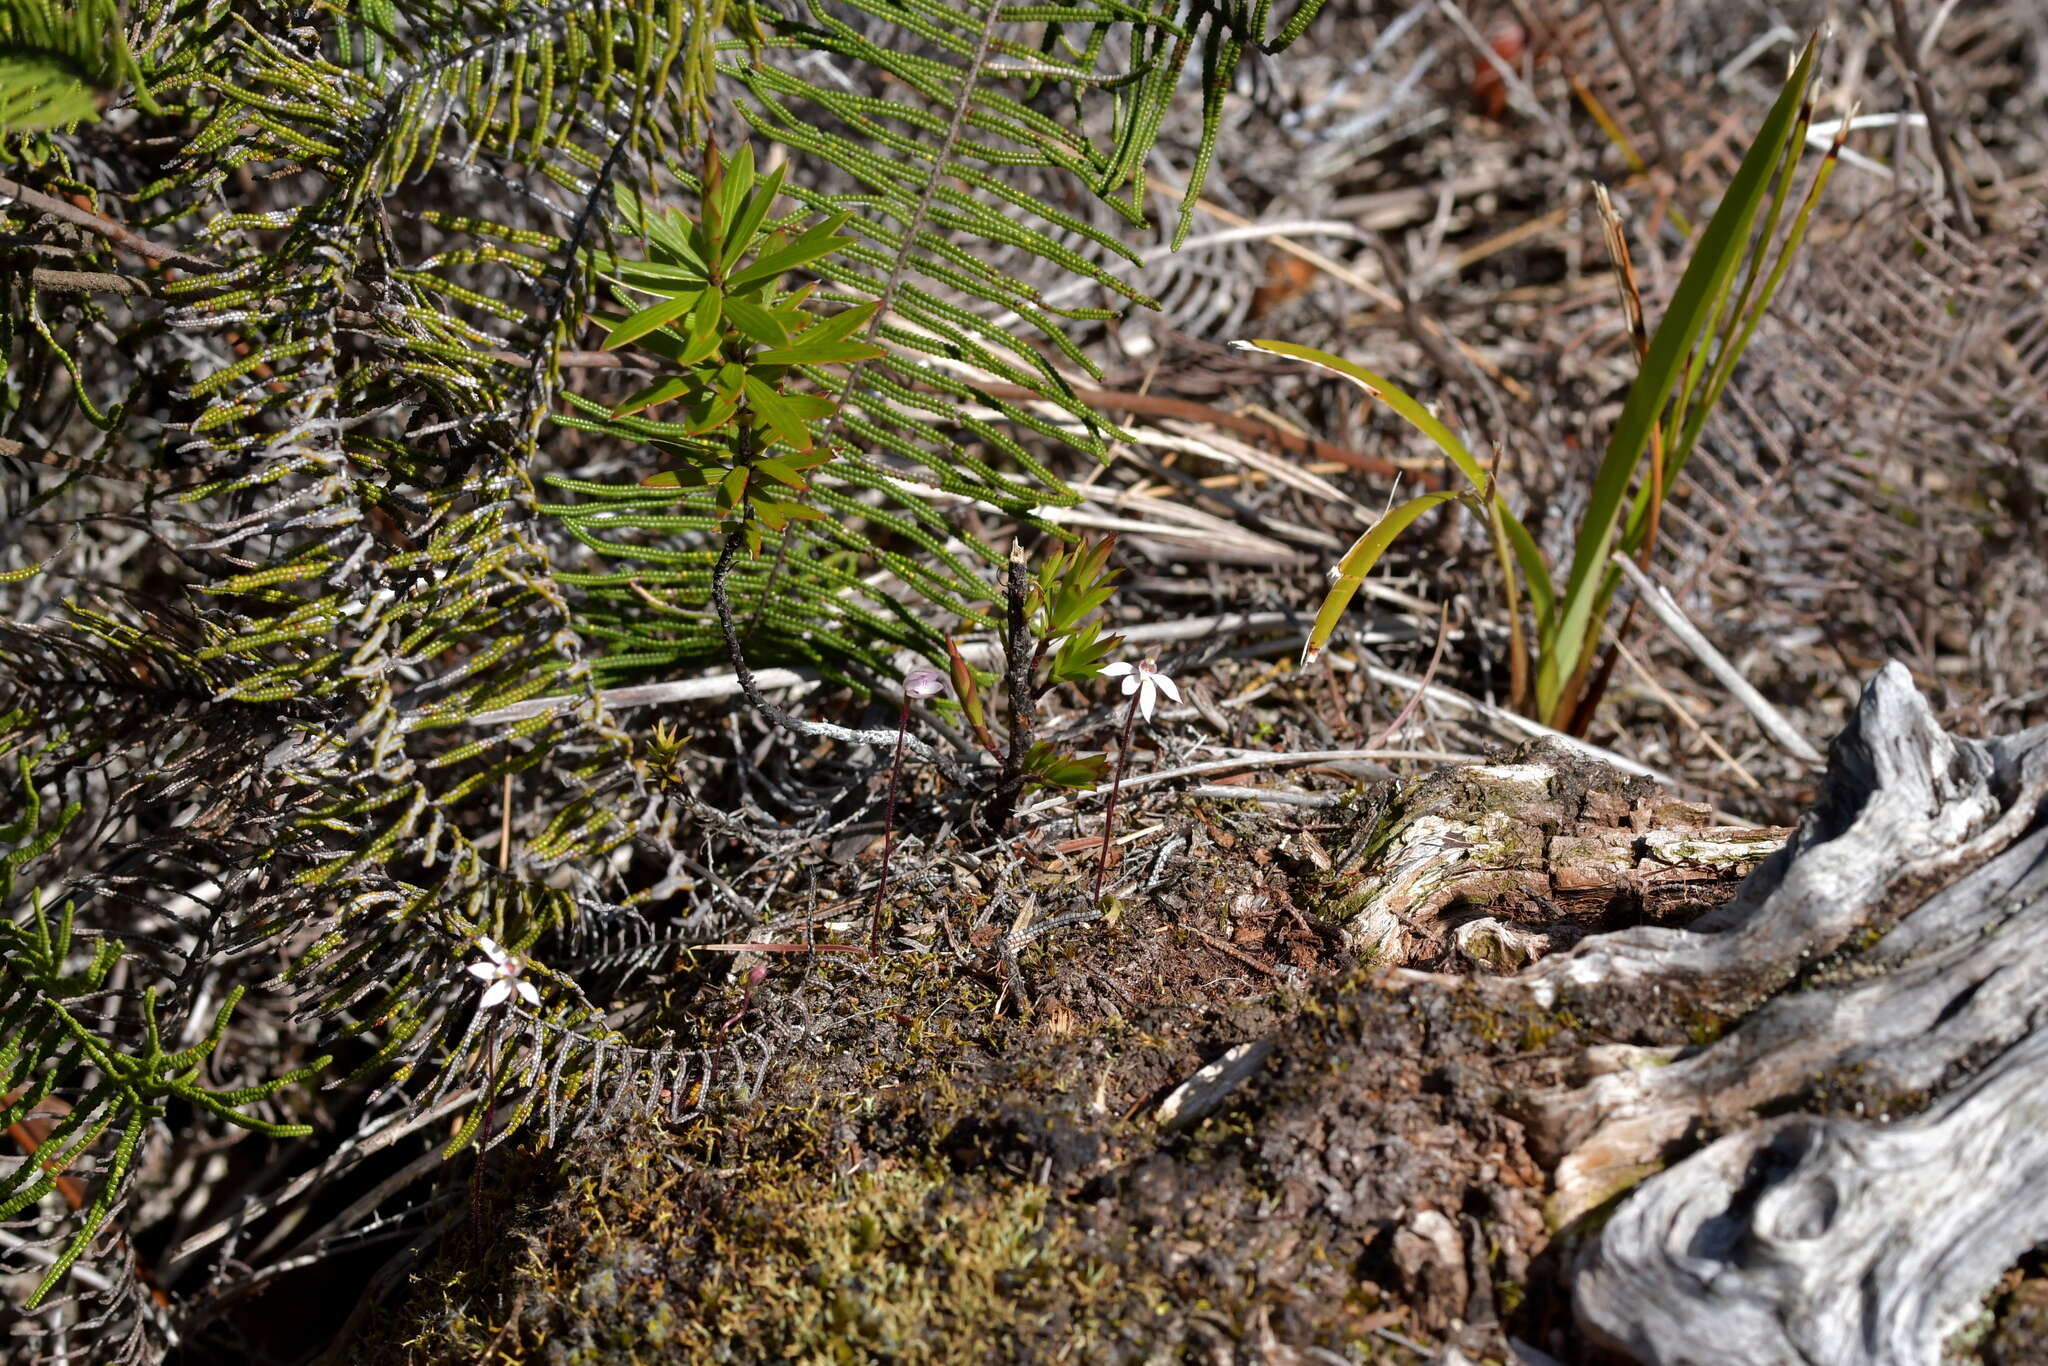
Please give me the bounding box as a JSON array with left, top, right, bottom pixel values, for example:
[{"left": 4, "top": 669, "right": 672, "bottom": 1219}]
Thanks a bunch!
[
  {"left": 945, "top": 536, "right": 1123, "bottom": 832},
  {"left": 1092, "top": 658, "right": 1178, "bottom": 899}
]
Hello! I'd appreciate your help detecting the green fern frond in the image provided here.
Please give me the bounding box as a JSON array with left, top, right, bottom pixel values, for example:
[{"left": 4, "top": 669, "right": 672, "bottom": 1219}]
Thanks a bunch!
[
  {"left": 0, "top": 0, "right": 1327, "bottom": 1337},
  {"left": 0, "top": 0, "right": 156, "bottom": 134}
]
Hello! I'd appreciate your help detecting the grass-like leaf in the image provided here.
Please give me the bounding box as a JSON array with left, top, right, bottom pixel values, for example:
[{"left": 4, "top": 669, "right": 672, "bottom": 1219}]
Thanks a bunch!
[
  {"left": 1540, "top": 36, "right": 1819, "bottom": 719},
  {"left": 1237, "top": 40, "right": 1831, "bottom": 728}
]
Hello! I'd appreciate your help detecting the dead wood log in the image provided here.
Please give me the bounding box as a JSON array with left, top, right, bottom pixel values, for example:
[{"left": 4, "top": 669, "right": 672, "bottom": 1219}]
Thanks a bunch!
[{"left": 1522, "top": 662, "right": 2048, "bottom": 1363}]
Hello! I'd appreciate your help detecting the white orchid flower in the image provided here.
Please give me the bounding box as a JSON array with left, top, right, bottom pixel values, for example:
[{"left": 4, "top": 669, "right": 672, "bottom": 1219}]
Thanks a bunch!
[
  {"left": 466, "top": 935, "right": 539, "bottom": 1009},
  {"left": 1099, "top": 657, "right": 1180, "bottom": 721}
]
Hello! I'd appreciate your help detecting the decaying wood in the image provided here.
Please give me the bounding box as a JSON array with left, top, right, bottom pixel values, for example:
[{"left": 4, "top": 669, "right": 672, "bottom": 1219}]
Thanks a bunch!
[
  {"left": 1522, "top": 662, "right": 2048, "bottom": 1363},
  {"left": 1336, "top": 754, "right": 1791, "bottom": 967},
  {"left": 1271, "top": 661, "right": 2048, "bottom": 1362}
]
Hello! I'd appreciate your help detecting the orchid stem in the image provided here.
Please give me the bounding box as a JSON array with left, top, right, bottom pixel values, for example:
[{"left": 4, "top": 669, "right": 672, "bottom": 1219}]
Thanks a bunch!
[
  {"left": 470, "top": 1010, "right": 501, "bottom": 1234},
  {"left": 871, "top": 694, "right": 913, "bottom": 952},
  {"left": 1092, "top": 691, "right": 1142, "bottom": 901}
]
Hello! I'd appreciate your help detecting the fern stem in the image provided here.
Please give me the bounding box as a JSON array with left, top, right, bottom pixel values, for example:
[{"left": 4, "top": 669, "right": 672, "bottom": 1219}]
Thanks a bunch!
[
  {"left": 710, "top": 525, "right": 968, "bottom": 778},
  {"left": 814, "top": 0, "right": 1008, "bottom": 454}
]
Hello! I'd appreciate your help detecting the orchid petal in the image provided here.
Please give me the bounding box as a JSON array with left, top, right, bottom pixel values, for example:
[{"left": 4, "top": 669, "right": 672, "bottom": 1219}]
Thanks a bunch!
[
  {"left": 1100, "top": 662, "right": 1133, "bottom": 678},
  {"left": 517, "top": 979, "right": 541, "bottom": 1005},
  {"left": 1138, "top": 682, "right": 1157, "bottom": 721},
  {"left": 1152, "top": 674, "right": 1181, "bottom": 703},
  {"left": 476, "top": 935, "right": 504, "bottom": 961},
  {"left": 466, "top": 961, "right": 499, "bottom": 981},
  {"left": 1121, "top": 674, "right": 1139, "bottom": 696},
  {"left": 479, "top": 980, "right": 512, "bottom": 1009}
]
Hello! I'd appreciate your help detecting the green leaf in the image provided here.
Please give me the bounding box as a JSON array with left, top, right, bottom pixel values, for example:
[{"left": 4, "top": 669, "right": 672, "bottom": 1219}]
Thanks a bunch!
[
  {"left": 1540, "top": 37, "right": 1818, "bottom": 714},
  {"left": 603, "top": 289, "right": 705, "bottom": 349},
  {"left": 777, "top": 393, "right": 837, "bottom": 422},
  {"left": 676, "top": 287, "right": 725, "bottom": 365},
  {"left": 751, "top": 335, "right": 886, "bottom": 367},
  {"left": 725, "top": 165, "right": 787, "bottom": 258},
  {"left": 1229, "top": 339, "right": 1553, "bottom": 653},
  {"left": 743, "top": 373, "right": 814, "bottom": 450},
  {"left": 1024, "top": 743, "right": 1109, "bottom": 792},
  {"left": 1042, "top": 534, "right": 1120, "bottom": 636},
  {"left": 613, "top": 188, "right": 709, "bottom": 274},
  {"left": 752, "top": 455, "right": 814, "bottom": 491},
  {"left": 684, "top": 388, "right": 741, "bottom": 434},
  {"left": 790, "top": 302, "right": 880, "bottom": 348},
  {"left": 1229, "top": 339, "right": 1492, "bottom": 490},
  {"left": 611, "top": 375, "right": 694, "bottom": 418},
  {"left": 708, "top": 145, "right": 759, "bottom": 253},
  {"left": 1303, "top": 491, "right": 1471, "bottom": 666},
  {"left": 1048, "top": 623, "right": 1121, "bottom": 685},
  {"left": 640, "top": 466, "right": 710, "bottom": 490},
  {"left": 603, "top": 257, "right": 711, "bottom": 289},
  {"left": 725, "top": 295, "right": 789, "bottom": 348},
  {"left": 725, "top": 214, "right": 859, "bottom": 293},
  {"left": 716, "top": 464, "right": 749, "bottom": 514}
]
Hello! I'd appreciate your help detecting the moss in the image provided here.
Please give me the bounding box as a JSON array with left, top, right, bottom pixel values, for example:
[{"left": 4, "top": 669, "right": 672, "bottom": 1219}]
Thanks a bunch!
[
  {"left": 1543, "top": 1160, "right": 1665, "bottom": 1238},
  {"left": 1761, "top": 1059, "right": 1934, "bottom": 1124},
  {"left": 369, "top": 1095, "right": 1164, "bottom": 1365},
  {"left": 1515, "top": 1008, "right": 1586, "bottom": 1053},
  {"left": 1674, "top": 996, "right": 1728, "bottom": 1047},
  {"left": 363, "top": 809, "right": 1595, "bottom": 1366}
]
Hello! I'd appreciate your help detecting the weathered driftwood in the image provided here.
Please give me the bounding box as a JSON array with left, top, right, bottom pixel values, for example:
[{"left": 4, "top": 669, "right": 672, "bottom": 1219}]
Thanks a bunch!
[
  {"left": 1170, "top": 660, "right": 2048, "bottom": 1361},
  {"left": 1530, "top": 663, "right": 2048, "bottom": 1364}
]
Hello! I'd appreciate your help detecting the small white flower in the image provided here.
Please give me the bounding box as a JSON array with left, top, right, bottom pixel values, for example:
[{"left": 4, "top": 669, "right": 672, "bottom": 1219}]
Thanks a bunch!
[
  {"left": 466, "top": 935, "right": 540, "bottom": 1009},
  {"left": 1099, "top": 658, "right": 1180, "bottom": 721}
]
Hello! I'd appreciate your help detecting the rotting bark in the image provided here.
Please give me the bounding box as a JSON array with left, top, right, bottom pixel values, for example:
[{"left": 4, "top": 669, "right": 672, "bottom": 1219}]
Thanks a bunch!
[
  {"left": 1529, "top": 662, "right": 2048, "bottom": 1363},
  {"left": 1321, "top": 747, "right": 1792, "bottom": 969}
]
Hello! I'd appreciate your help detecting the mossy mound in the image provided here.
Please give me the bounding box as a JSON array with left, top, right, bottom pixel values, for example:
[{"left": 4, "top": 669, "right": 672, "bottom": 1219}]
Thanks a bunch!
[{"left": 368, "top": 975, "right": 1581, "bottom": 1364}]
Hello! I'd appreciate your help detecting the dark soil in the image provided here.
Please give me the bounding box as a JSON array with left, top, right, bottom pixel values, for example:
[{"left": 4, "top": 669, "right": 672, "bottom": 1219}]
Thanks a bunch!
[{"left": 365, "top": 752, "right": 1751, "bottom": 1365}]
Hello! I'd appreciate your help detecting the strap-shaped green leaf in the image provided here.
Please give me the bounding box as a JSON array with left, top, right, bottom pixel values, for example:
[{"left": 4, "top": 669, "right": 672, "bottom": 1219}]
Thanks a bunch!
[
  {"left": 1302, "top": 491, "right": 1471, "bottom": 666},
  {"left": 742, "top": 372, "right": 814, "bottom": 449},
  {"left": 724, "top": 294, "right": 788, "bottom": 347},
  {"left": 726, "top": 214, "right": 860, "bottom": 292},
  {"left": 1541, "top": 36, "right": 1818, "bottom": 712},
  {"left": 602, "top": 288, "right": 705, "bottom": 349}
]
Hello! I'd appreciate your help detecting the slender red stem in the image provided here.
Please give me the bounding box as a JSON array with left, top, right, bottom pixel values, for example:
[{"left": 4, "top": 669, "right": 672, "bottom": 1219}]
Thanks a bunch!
[
  {"left": 1092, "top": 691, "right": 1142, "bottom": 900},
  {"left": 870, "top": 695, "right": 913, "bottom": 951}
]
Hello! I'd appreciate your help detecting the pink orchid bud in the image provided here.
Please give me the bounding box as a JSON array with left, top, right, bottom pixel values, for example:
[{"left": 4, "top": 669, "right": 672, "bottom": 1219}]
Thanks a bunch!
[{"left": 903, "top": 667, "right": 945, "bottom": 700}]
